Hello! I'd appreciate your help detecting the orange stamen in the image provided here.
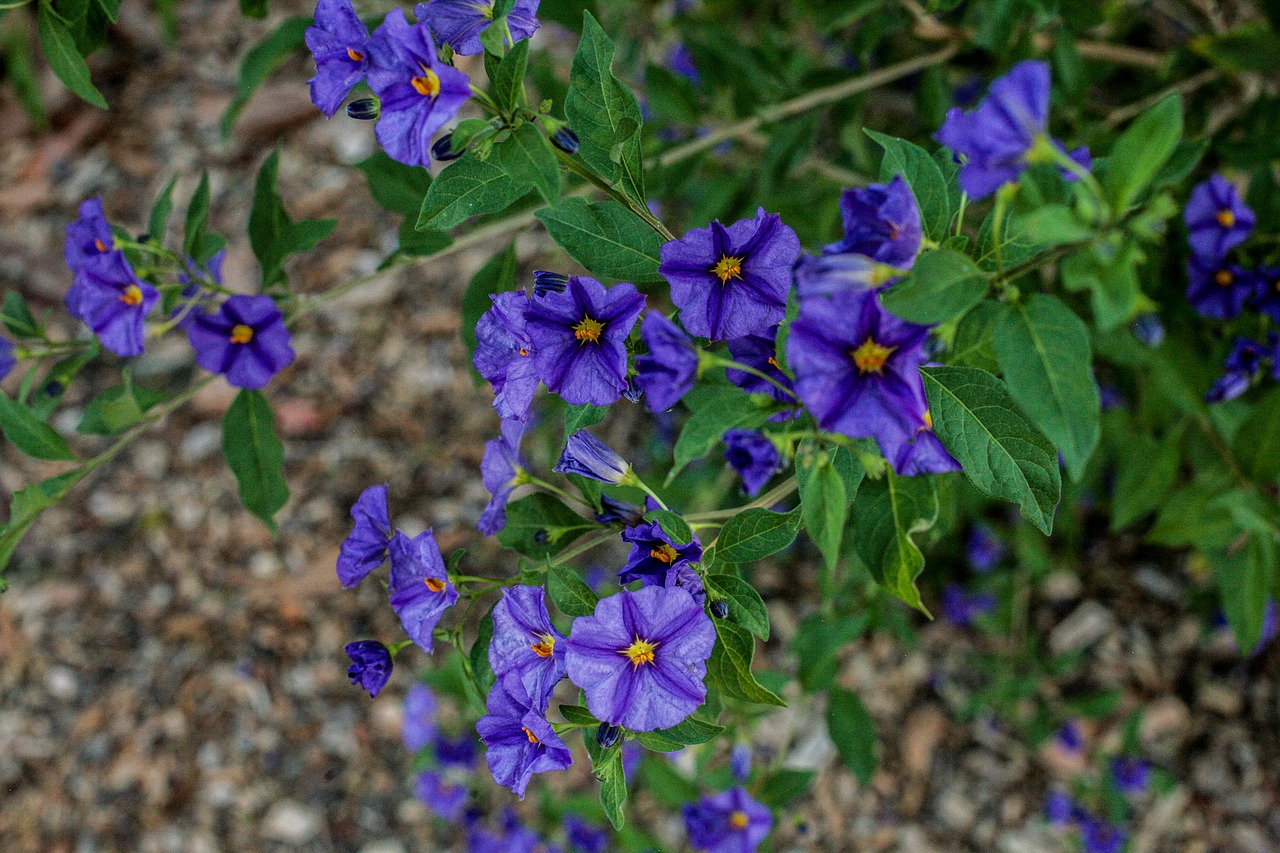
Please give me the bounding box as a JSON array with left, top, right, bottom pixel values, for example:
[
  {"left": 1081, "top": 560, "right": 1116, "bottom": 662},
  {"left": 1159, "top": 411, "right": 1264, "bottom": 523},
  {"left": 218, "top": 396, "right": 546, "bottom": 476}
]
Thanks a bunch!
[
  {"left": 850, "top": 337, "right": 895, "bottom": 374},
  {"left": 573, "top": 317, "right": 604, "bottom": 343},
  {"left": 424, "top": 577, "right": 446, "bottom": 593},
  {"left": 712, "top": 255, "right": 743, "bottom": 283},
  {"left": 119, "top": 285, "right": 143, "bottom": 306},
  {"left": 229, "top": 324, "right": 254, "bottom": 344}
]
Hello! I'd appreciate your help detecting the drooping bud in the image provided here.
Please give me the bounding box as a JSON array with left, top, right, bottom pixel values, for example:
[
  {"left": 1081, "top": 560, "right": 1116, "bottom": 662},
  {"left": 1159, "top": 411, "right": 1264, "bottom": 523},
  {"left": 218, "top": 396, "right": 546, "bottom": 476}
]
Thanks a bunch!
[
  {"left": 432, "top": 133, "right": 464, "bottom": 161},
  {"left": 533, "top": 270, "right": 569, "bottom": 297},
  {"left": 596, "top": 722, "right": 622, "bottom": 749},
  {"left": 1130, "top": 313, "right": 1165, "bottom": 348},
  {"left": 551, "top": 126, "right": 580, "bottom": 155},
  {"left": 710, "top": 598, "right": 729, "bottom": 619},
  {"left": 346, "top": 98, "right": 380, "bottom": 121}
]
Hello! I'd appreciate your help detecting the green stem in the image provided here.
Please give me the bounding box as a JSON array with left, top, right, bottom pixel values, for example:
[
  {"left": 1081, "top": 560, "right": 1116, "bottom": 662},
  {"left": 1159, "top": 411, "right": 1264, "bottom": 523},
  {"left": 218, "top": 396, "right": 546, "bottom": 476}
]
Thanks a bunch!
[
  {"left": 686, "top": 476, "right": 798, "bottom": 522},
  {"left": 551, "top": 529, "right": 618, "bottom": 564},
  {"left": 705, "top": 354, "right": 798, "bottom": 401},
  {"left": 526, "top": 475, "right": 594, "bottom": 510},
  {"left": 631, "top": 478, "right": 669, "bottom": 511},
  {"left": 552, "top": 148, "right": 675, "bottom": 241}
]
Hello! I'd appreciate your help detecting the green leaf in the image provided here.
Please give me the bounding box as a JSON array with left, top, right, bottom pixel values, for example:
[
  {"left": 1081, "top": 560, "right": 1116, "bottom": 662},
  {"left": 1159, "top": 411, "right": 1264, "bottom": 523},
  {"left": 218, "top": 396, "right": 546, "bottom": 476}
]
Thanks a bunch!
[
  {"left": 0, "top": 392, "right": 75, "bottom": 461},
  {"left": 249, "top": 150, "right": 337, "bottom": 289},
  {"left": 546, "top": 562, "right": 599, "bottom": 617},
  {"left": 1191, "top": 23, "right": 1280, "bottom": 73},
  {"left": 238, "top": 0, "right": 267, "bottom": 18},
  {"left": 882, "top": 247, "right": 988, "bottom": 326},
  {"left": 416, "top": 155, "right": 517, "bottom": 231},
  {"left": 827, "top": 687, "right": 877, "bottom": 784},
  {"left": 793, "top": 611, "right": 868, "bottom": 692},
  {"left": 490, "top": 37, "right": 529, "bottom": 113},
  {"left": 470, "top": 607, "right": 497, "bottom": 692},
  {"left": 1233, "top": 387, "right": 1280, "bottom": 482},
  {"left": 922, "top": 365, "right": 1060, "bottom": 534},
  {"left": 461, "top": 240, "right": 518, "bottom": 363},
  {"left": 992, "top": 294, "right": 1100, "bottom": 482},
  {"left": 754, "top": 769, "right": 815, "bottom": 806},
  {"left": 1146, "top": 485, "right": 1237, "bottom": 549},
  {"left": 865, "top": 129, "right": 951, "bottom": 242},
  {"left": 633, "top": 715, "right": 725, "bottom": 751},
  {"left": 558, "top": 704, "right": 597, "bottom": 725},
  {"left": 1060, "top": 246, "right": 1145, "bottom": 331},
  {"left": 356, "top": 152, "right": 434, "bottom": 217},
  {"left": 668, "top": 386, "right": 770, "bottom": 482},
  {"left": 1214, "top": 536, "right": 1276, "bottom": 653},
  {"left": 597, "top": 748, "right": 627, "bottom": 830},
  {"left": 1009, "top": 203, "right": 1092, "bottom": 248},
  {"left": 494, "top": 122, "right": 561, "bottom": 204},
  {"left": 76, "top": 383, "right": 165, "bottom": 435},
  {"left": 1102, "top": 94, "right": 1182, "bottom": 215},
  {"left": 704, "top": 573, "right": 769, "bottom": 640},
  {"left": 852, "top": 471, "right": 937, "bottom": 612},
  {"left": 707, "top": 619, "right": 786, "bottom": 706},
  {"left": 221, "top": 389, "right": 289, "bottom": 533},
  {"left": 0, "top": 469, "right": 86, "bottom": 576},
  {"left": 3, "top": 292, "right": 42, "bottom": 340},
  {"left": 950, "top": 300, "right": 1003, "bottom": 372},
  {"left": 147, "top": 175, "right": 179, "bottom": 243},
  {"left": 37, "top": 1, "right": 107, "bottom": 109},
  {"left": 565, "top": 11, "right": 645, "bottom": 202},
  {"left": 642, "top": 508, "right": 693, "bottom": 546},
  {"left": 715, "top": 508, "right": 801, "bottom": 564},
  {"left": 1111, "top": 429, "right": 1182, "bottom": 530},
  {"left": 497, "top": 493, "right": 591, "bottom": 558},
  {"left": 183, "top": 171, "right": 212, "bottom": 260},
  {"left": 536, "top": 197, "right": 663, "bottom": 283},
  {"left": 796, "top": 447, "right": 847, "bottom": 572},
  {"left": 221, "top": 16, "right": 310, "bottom": 138}
]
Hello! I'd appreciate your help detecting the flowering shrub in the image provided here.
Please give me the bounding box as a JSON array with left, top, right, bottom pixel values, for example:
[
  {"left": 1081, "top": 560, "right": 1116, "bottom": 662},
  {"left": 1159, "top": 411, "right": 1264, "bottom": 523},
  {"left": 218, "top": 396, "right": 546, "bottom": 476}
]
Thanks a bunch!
[{"left": 4, "top": 0, "right": 1280, "bottom": 849}]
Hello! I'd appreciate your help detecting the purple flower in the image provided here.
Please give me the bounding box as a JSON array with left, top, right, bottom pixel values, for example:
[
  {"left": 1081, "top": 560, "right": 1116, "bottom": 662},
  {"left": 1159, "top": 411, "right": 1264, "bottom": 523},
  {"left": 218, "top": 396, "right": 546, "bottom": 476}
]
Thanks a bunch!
[
  {"left": 667, "top": 43, "right": 700, "bottom": 83},
  {"left": 1044, "top": 789, "right": 1073, "bottom": 825},
  {"left": 619, "top": 518, "right": 703, "bottom": 586},
  {"left": 941, "top": 584, "right": 996, "bottom": 627},
  {"left": 1055, "top": 720, "right": 1084, "bottom": 754},
  {"left": 659, "top": 208, "right": 801, "bottom": 341},
  {"left": 337, "top": 484, "right": 393, "bottom": 588},
  {"left": 524, "top": 276, "right": 645, "bottom": 406},
  {"left": 565, "top": 584, "right": 716, "bottom": 731},
  {"left": 634, "top": 312, "right": 700, "bottom": 413},
  {"left": 1225, "top": 336, "right": 1267, "bottom": 374},
  {"left": 346, "top": 640, "right": 393, "bottom": 697},
  {"left": 1080, "top": 816, "right": 1127, "bottom": 853},
  {"left": 1130, "top": 313, "right": 1165, "bottom": 347},
  {"left": 488, "top": 585, "right": 567, "bottom": 706},
  {"left": 1250, "top": 265, "right": 1280, "bottom": 322},
  {"left": 794, "top": 252, "right": 897, "bottom": 299},
  {"left": 935, "top": 61, "right": 1053, "bottom": 199},
  {"left": 305, "top": 0, "right": 373, "bottom": 117},
  {"left": 682, "top": 787, "right": 773, "bottom": 853},
  {"left": 730, "top": 743, "right": 752, "bottom": 780},
  {"left": 1185, "top": 174, "right": 1255, "bottom": 261},
  {"left": 1206, "top": 370, "right": 1250, "bottom": 404},
  {"left": 403, "top": 682, "right": 438, "bottom": 751},
  {"left": 185, "top": 294, "right": 295, "bottom": 389},
  {"left": 435, "top": 732, "right": 476, "bottom": 767},
  {"left": 479, "top": 418, "right": 527, "bottom": 535},
  {"left": 476, "top": 674, "right": 573, "bottom": 798},
  {"left": 1110, "top": 756, "right": 1150, "bottom": 794},
  {"left": 723, "top": 429, "right": 782, "bottom": 497},
  {"left": 966, "top": 524, "right": 1005, "bottom": 573},
  {"left": 726, "top": 326, "right": 794, "bottom": 403},
  {"left": 1186, "top": 256, "right": 1250, "bottom": 320},
  {"left": 64, "top": 197, "right": 119, "bottom": 273},
  {"left": 415, "top": 770, "right": 468, "bottom": 820},
  {"left": 555, "top": 430, "right": 632, "bottom": 484},
  {"left": 886, "top": 381, "right": 961, "bottom": 476},
  {"left": 415, "top": 0, "right": 540, "bottom": 57},
  {"left": 366, "top": 9, "right": 471, "bottom": 167},
  {"left": 595, "top": 495, "right": 644, "bottom": 526},
  {"left": 786, "top": 287, "right": 933, "bottom": 457},
  {"left": 389, "top": 529, "right": 459, "bottom": 652},
  {"left": 67, "top": 260, "right": 159, "bottom": 358},
  {"left": 825, "top": 176, "right": 923, "bottom": 268},
  {"left": 475, "top": 291, "right": 540, "bottom": 422},
  {"left": 0, "top": 337, "right": 15, "bottom": 381},
  {"left": 565, "top": 814, "right": 609, "bottom": 853}
]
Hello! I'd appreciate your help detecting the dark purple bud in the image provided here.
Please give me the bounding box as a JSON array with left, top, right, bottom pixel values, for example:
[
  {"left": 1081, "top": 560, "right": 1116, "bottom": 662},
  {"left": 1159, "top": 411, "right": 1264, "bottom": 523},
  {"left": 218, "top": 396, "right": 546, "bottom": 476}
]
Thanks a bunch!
[
  {"left": 533, "top": 529, "right": 550, "bottom": 545},
  {"left": 432, "top": 133, "right": 463, "bottom": 161},
  {"left": 1206, "top": 371, "right": 1250, "bottom": 403},
  {"left": 551, "top": 126, "right": 580, "bottom": 154},
  {"left": 346, "top": 98, "right": 380, "bottom": 121},
  {"left": 533, "top": 270, "right": 569, "bottom": 297},
  {"left": 1130, "top": 313, "right": 1165, "bottom": 348},
  {"left": 596, "top": 722, "right": 622, "bottom": 749},
  {"left": 710, "top": 598, "right": 729, "bottom": 619}
]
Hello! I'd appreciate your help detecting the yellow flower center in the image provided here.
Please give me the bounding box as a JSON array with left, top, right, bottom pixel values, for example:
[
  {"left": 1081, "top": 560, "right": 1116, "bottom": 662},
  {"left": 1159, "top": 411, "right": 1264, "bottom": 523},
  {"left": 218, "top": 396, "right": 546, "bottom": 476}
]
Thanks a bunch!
[
  {"left": 347, "top": 47, "right": 365, "bottom": 62},
  {"left": 619, "top": 637, "right": 657, "bottom": 667},
  {"left": 649, "top": 543, "right": 679, "bottom": 564},
  {"left": 922, "top": 409, "right": 934, "bottom": 430},
  {"left": 712, "top": 255, "right": 744, "bottom": 283},
  {"left": 411, "top": 68, "right": 441, "bottom": 97},
  {"left": 1215, "top": 269, "right": 1234, "bottom": 287},
  {"left": 1216, "top": 208, "right": 1235, "bottom": 228},
  {"left": 522, "top": 726, "right": 540, "bottom": 744},
  {"left": 530, "top": 634, "right": 555, "bottom": 658},
  {"left": 729, "top": 811, "right": 750, "bottom": 830},
  {"left": 850, "top": 337, "right": 895, "bottom": 374},
  {"left": 119, "top": 285, "right": 143, "bottom": 306},
  {"left": 230, "top": 324, "right": 254, "bottom": 344},
  {"left": 518, "top": 347, "right": 529, "bottom": 357},
  {"left": 424, "top": 577, "right": 446, "bottom": 593},
  {"left": 573, "top": 316, "right": 605, "bottom": 343},
  {"left": 95, "top": 238, "right": 109, "bottom": 252}
]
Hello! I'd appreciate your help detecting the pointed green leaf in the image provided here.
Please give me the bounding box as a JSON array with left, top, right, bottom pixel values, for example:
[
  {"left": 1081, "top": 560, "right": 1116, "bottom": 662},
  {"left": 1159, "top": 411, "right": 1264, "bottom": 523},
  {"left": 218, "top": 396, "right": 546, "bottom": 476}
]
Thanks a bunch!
[
  {"left": 147, "top": 175, "right": 179, "bottom": 243},
  {"left": 881, "top": 247, "right": 989, "bottom": 325},
  {"left": 221, "top": 389, "right": 289, "bottom": 532},
  {"left": 1233, "top": 387, "right": 1280, "bottom": 482},
  {"left": 704, "top": 573, "right": 769, "bottom": 640},
  {"left": 0, "top": 392, "right": 75, "bottom": 461},
  {"left": 827, "top": 687, "right": 877, "bottom": 784},
  {"left": 796, "top": 446, "right": 847, "bottom": 572},
  {"left": 536, "top": 196, "right": 662, "bottom": 283},
  {"left": 706, "top": 619, "right": 786, "bottom": 707},
  {"left": 714, "top": 508, "right": 801, "bottom": 564},
  {"left": 497, "top": 494, "right": 590, "bottom": 558},
  {"left": 37, "top": 1, "right": 107, "bottom": 109},
  {"left": 494, "top": 122, "right": 561, "bottom": 204},
  {"left": 1103, "top": 94, "right": 1182, "bottom": 215},
  {"left": 852, "top": 471, "right": 937, "bottom": 611},
  {"left": 417, "top": 155, "right": 518, "bottom": 231},
  {"left": 865, "top": 129, "right": 951, "bottom": 241},
  {"left": 546, "top": 562, "right": 599, "bottom": 618},
  {"left": 598, "top": 748, "right": 627, "bottom": 829}
]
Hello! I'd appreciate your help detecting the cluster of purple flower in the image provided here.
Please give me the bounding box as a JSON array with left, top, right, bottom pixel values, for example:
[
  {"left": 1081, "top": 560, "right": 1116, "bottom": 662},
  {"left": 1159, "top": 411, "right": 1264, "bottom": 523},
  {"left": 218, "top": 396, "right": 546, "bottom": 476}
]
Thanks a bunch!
[
  {"left": 1044, "top": 722, "right": 1152, "bottom": 853},
  {"left": 307, "top": 0, "right": 539, "bottom": 167},
  {"left": 404, "top": 683, "right": 476, "bottom": 821},
  {"left": 58, "top": 198, "right": 295, "bottom": 389}
]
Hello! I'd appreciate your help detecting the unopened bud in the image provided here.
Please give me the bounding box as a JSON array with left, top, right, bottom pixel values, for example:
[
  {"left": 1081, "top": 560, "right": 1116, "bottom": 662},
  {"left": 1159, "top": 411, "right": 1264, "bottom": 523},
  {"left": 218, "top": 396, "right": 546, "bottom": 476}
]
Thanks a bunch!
[
  {"left": 551, "top": 126, "right": 580, "bottom": 155},
  {"left": 432, "top": 133, "right": 463, "bottom": 161},
  {"left": 533, "top": 270, "right": 569, "bottom": 296},
  {"left": 596, "top": 722, "right": 622, "bottom": 749},
  {"left": 346, "top": 98, "right": 380, "bottom": 120},
  {"left": 710, "top": 599, "right": 729, "bottom": 619}
]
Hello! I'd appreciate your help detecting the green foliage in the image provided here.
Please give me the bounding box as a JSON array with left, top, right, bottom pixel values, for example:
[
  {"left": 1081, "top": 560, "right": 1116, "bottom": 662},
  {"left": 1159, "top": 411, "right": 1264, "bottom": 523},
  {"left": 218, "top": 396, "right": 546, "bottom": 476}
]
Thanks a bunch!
[
  {"left": 537, "top": 198, "right": 663, "bottom": 283},
  {"left": 222, "top": 16, "right": 311, "bottom": 138},
  {"left": 866, "top": 130, "right": 953, "bottom": 241},
  {"left": 37, "top": 0, "right": 108, "bottom": 109},
  {"left": 0, "top": 391, "right": 75, "bottom": 461},
  {"left": 417, "top": 155, "right": 518, "bottom": 230},
  {"left": 704, "top": 573, "right": 770, "bottom": 640},
  {"left": 221, "top": 389, "right": 289, "bottom": 533},
  {"left": 668, "top": 386, "right": 771, "bottom": 482},
  {"left": 497, "top": 494, "right": 592, "bottom": 558},
  {"left": 852, "top": 471, "right": 937, "bottom": 612},
  {"left": 249, "top": 150, "right": 337, "bottom": 290},
  {"left": 713, "top": 508, "right": 801, "bottom": 565},
  {"left": 882, "top": 247, "right": 989, "bottom": 325},
  {"left": 632, "top": 716, "right": 725, "bottom": 751},
  {"left": 827, "top": 687, "right": 877, "bottom": 784},
  {"left": 494, "top": 123, "right": 562, "bottom": 204},
  {"left": 546, "top": 562, "right": 599, "bottom": 617},
  {"left": 706, "top": 619, "right": 786, "bottom": 706},
  {"left": 796, "top": 445, "right": 848, "bottom": 572},
  {"left": 1102, "top": 95, "right": 1183, "bottom": 216}
]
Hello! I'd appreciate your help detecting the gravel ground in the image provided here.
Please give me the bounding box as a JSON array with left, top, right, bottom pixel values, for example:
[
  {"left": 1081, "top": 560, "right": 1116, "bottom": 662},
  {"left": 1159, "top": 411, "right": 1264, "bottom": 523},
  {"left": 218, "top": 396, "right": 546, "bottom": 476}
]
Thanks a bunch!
[{"left": 1, "top": 3, "right": 1278, "bottom": 851}]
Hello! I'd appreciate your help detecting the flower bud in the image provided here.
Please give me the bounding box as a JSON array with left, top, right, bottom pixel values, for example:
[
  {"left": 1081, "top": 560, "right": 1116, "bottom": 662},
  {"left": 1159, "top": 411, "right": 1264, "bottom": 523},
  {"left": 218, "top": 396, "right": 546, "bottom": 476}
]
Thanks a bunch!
[
  {"left": 432, "top": 133, "right": 463, "bottom": 161},
  {"left": 555, "top": 431, "right": 631, "bottom": 485},
  {"left": 1130, "top": 313, "right": 1165, "bottom": 348},
  {"left": 596, "top": 722, "right": 622, "bottom": 749},
  {"left": 710, "top": 598, "right": 729, "bottom": 619},
  {"left": 533, "top": 270, "right": 569, "bottom": 297},
  {"left": 346, "top": 98, "right": 380, "bottom": 121},
  {"left": 551, "top": 126, "right": 580, "bottom": 155}
]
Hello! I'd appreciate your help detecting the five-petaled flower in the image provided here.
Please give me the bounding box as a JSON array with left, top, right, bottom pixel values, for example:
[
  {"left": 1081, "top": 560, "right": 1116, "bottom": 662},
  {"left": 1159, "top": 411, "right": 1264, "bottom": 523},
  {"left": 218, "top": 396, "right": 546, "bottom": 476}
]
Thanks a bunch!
[
  {"left": 619, "top": 516, "right": 703, "bottom": 586},
  {"left": 415, "top": 0, "right": 541, "bottom": 56},
  {"left": 475, "top": 674, "right": 573, "bottom": 798},
  {"left": 1185, "top": 256, "right": 1250, "bottom": 320},
  {"left": 488, "top": 585, "right": 567, "bottom": 706},
  {"left": 185, "top": 294, "right": 295, "bottom": 389},
  {"left": 658, "top": 207, "right": 801, "bottom": 341},
  {"left": 1184, "top": 173, "right": 1255, "bottom": 262},
  {"left": 337, "top": 483, "right": 393, "bottom": 587},
  {"left": 682, "top": 786, "right": 773, "bottom": 853},
  {"left": 524, "top": 276, "right": 645, "bottom": 406},
  {"left": 305, "top": 0, "right": 373, "bottom": 117},
  {"left": 388, "top": 529, "right": 459, "bottom": 652},
  {"left": 825, "top": 175, "right": 923, "bottom": 269},
  {"left": 564, "top": 584, "right": 716, "bottom": 731},
  {"left": 65, "top": 258, "right": 159, "bottom": 358}
]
